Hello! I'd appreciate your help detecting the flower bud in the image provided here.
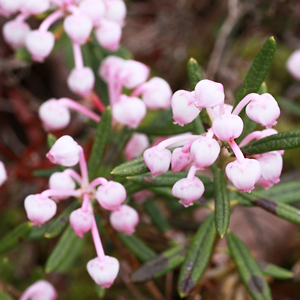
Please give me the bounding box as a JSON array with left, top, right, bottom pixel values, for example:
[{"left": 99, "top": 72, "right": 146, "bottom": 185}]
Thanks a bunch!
[
  {"left": 171, "top": 90, "right": 200, "bottom": 126},
  {"left": 125, "top": 133, "right": 149, "bottom": 161},
  {"left": 64, "top": 13, "right": 93, "bottom": 45},
  {"left": 212, "top": 114, "right": 243, "bottom": 141},
  {"left": 96, "top": 181, "right": 126, "bottom": 211},
  {"left": 104, "top": 0, "right": 126, "bottom": 26},
  {"left": 87, "top": 256, "right": 119, "bottom": 288},
  {"left": 25, "top": 30, "right": 55, "bottom": 62},
  {"left": 194, "top": 79, "right": 225, "bottom": 108},
  {"left": 286, "top": 49, "right": 300, "bottom": 81},
  {"left": 70, "top": 208, "right": 93, "bottom": 238},
  {"left": 79, "top": 0, "right": 106, "bottom": 27},
  {"left": 0, "top": 0, "right": 22, "bottom": 16},
  {"left": 19, "top": 280, "right": 57, "bottom": 300},
  {"left": 226, "top": 158, "right": 261, "bottom": 193},
  {"left": 112, "top": 95, "right": 146, "bottom": 128},
  {"left": 24, "top": 194, "right": 57, "bottom": 225},
  {"left": 46, "top": 135, "right": 80, "bottom": 167},
  {"left": 3, "top": 19, "right": 30, "bottom": 50},
  {"left": 98, "top": 55, "right": 125, "bottom": 82},
  {"left": 110, "top": 205, "right": 139, "bottom": 235},
  {"left": 21, "top": 0, "right": 50, "bottom": 15},
  {"left": 39, "top": 99, "right": 71, "bottom": 131},
  {"left": 67, "top": 67, "right": 95, "bottom": 97},
  {"left": 95, "top": 19, "right": 122, "bottom": 51},
  {"left": 49, "top": 172, "right": 76, "bottom": 200},
  {"left": 171, "top": 147, "right": 192, "bottom": 173},
  {"left": 246, "top": 93, "right": 280, "bottom": 128},
  {"left": 190, "top": 136, "right": 220, "bottom": 170},
  {"left": 0, "top": 161, "right": 7, "bottom": 187},
  {"left": 143, "top": 146, "right": 171, "bottom": 177},
  {"left": 172, "top": 177, "right": 204, "bottom": 207}
]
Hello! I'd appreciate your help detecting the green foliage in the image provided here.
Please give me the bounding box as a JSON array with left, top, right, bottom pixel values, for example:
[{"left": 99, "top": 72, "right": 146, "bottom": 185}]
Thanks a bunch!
[
  {"left": 111, "top": 156, "right": 149, "bottom": 177},
  {"left": 187, "top": 57, "right": 205, "bottom": 89},
  {"left": 258, "top": 260, "right": 294, "bottom": 280}
]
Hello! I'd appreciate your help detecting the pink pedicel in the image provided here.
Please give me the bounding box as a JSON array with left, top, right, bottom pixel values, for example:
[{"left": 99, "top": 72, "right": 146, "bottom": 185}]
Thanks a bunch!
[
  {"left": 67, "top": 67, "right": 95, "bottom": 97},
  {"left": 79, "top": 0, "right": 106, "bottom": 27},
  {"left": 256, "top": 151, "right": 283, "bottom": 189},
  {"left": 39, "top": 99, "right": 71, "bottom": 131},
  {"left": 24, "top": 194, "right": 57, "bottom": 225},
  {"left": 194, "top": 79, "right": 225, "bottom": 108},
  {"left": 143, "top": 146, "right": 172, "bottom": 177},
  {"left": 246, "top": 93, "right": 280, "bottom": 128},
  {"left": 25, "top": 30, "right": 55, "bottom": 62},
  {"left": 104, "top": 0, "right": 127, "bottom": 26},
  {"left": 212, "top": 114, "right": 243, "bottom": 141},
  {"left": 19, "top": 280, "right": 57, "bottom": 300},
  {"left": 109, "top": 205, "right": 139, "bottom": 235},
  {"left": 125, "top": 133, "right": 149, "bottom": 161},
  {"left": 171, "top": 147, "right": 192, "bottom": 173},
  {"left": 0, "top": 161, "right": 7, "bottom": 187},
  {"left": 3, "top": 19, "right": 30, "bottom": 50},
  {"left": 112, "top": 95, "right": 147, "bottom": 128},
  {"left": 87, "top": 256, "right": 120, "bottom": 288},
  {"left": 46, "top": 135, "right": 80, "bottom": 167},
  {"left": 0, "top": 0, "right": 22, "bottom": 16},
  {"left": 137, "top": 77, "right": 172, "bottom": 109},
  {"left": 64, "top": 13, "right": 93, "bottom": 45},
  {"left": 95, "top": 19, "right": 122, "bottom": 51},
  {"left": 225, "top": 158, "right": 261, "bottom": 193},
  {"left": 96, "top": 181, "right": 126, "bottom": 211},
  {"left": 213, "top": 104, "right": 233, "bottom": 116},
  {"left": 190, "top": 136, "right": 220, "bottom": 170},
  {"left": 171, "top": 90, "right": 200, "bottom": 126},
  {"left": 286, "top": 49, "right": 300, "bottom": 81},
  {"left": 172, "top": 176, "right": 204, "bottom": 207},
  {"left": 70, "top": 208, "right": 94, "bottom": 238},
  {"left": 21, "top": 0, "right": 50, "bottom": 15}
]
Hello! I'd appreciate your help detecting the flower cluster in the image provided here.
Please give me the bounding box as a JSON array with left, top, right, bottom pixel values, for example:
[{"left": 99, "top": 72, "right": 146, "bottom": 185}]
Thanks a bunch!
[
  {"left": 1, "top": 0, "right": 126, "bottom": 98},
  {"left": 24, "top": 135, "right": 139, "bottom": 288},
  {"left": 143, "top": 79, "right": 283, "bottom": 207}
]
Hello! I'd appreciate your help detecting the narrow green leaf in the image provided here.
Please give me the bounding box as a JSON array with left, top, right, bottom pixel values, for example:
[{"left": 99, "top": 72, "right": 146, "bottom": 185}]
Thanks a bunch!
[
  {"left": 45, "top": 201, "right": 80, "bottom": 238},
  {"left": 131, "top": 245, "right": 187, "bottom": 282},
  {"left": 0, "top": 291, "right": 14, "bottom": 300},
  {"left": 118, "top": 233, "right": 156, "bottom": 262},
  {"left": 213, "top": 168, "right": 230, "bottom": 237},
  {"left": 227, "top": 232, "right": 272, "bottom": 300},
  {"left": 149, "top": 187, "right": 177, "bottom": 200},
  {"left": 0, "top": 222, "right": 32, "bottom": 254},
  {"left": 47, "top": 133, "right": 57, "bottom": 149},
  {"left": 258, "top": 82, "right": 268, "bottom": 94},
  {"left": 33, "top": 168, "right": 58, "bottom": 178},
  {"left": 45, "top": 225, "right": 84, "bottom": 273},
  {"left": 187, "top": 57, "right": 204, "bottom": 90},
  {"left": 143, "top": 200, "right": 171, "bottom": 232},
  {"left": 88, "top": 107, "right": 111, "bottom": 180},
  {"left": 258, "top": 260, "right": 294, "bottom": 280},
  {"left": 111, "top": 156, "right": 149, "bottom": 177},
  {"left": 178, "top": 213, "right": 216, "bottom": 297},
  {"left": 278, "top": 97, "right": 300, "bottom": 117},
  {"left": 241, "top": 130, "right": 300, "bottom": 155}
]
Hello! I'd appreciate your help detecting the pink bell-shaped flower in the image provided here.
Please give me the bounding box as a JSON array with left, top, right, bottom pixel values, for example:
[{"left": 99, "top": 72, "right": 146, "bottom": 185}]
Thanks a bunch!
[
  {"left": 110, "top": 205, "right": 139, "bottom": 235},
  {"left": 79, "top": 0, "right": 106, "bottom": 27},
  {"left": 0, "top": 161, "right": 7, "bottom": 187},
  {"left": 172, "top": 177, "right": 204, "bottom": 207},
  {"left": 39, "top": 99, "right": 71, "bottom": 131},
  {"left": 70, "top": 208, "right": 93, "bottom": 238},
  {"left": 286, "top": 49, "right": 300, "bottom": 81},
  {"left": 96, "top": 181, "right": 126, "bottom": 211},
  {"left": 19, "top": 280, "right": 57, "bottom": 300},
  {"left": 64, "top": 13, "right": 93, "bottom": 45},
  {"left": 24, "top": 194, "right": 57, "bottom": 225},
  {"left": 87, "top": 256, "right": 120, "bottom": 288},
  {"left": 3, "top": 19, "right": 30, "bottom": 50},
  {"left": 112, "top": 95, "right": 147, "bottom": 128},
  {"left": 67, "top": 67, "right": 95, "bottom": 97},
  {"left": 194, "top": 79, "right": 225, "bottom": 108},
  {"left": 171, "top": 90, "right": 200, "bottom": 126},
  {"left": 190, "top": 136, "right": 220, "bottom": 170},
  {"left": 104, "top": 0, "right": 127, "bottom": 26},
  {"left": 212, "top": 114, "right": 243, "bottom": 141},
  {"left": 139, "top": 77, "right": 172, "bottom": 109},
  {"left": 95, "top": 19, "right": 122, "bottom": 51},
  {"left": 226, "top": 158, "right": 261, "bottom": 193},
  {"left": 143, "top": 146, "right": 171, "bottom": 177},
  {"left": 0, "top": 0, "right": 22, "bottom": 16},
  {"left": 256, "top": 151, "right": 283, "bottom": 189},
  {"left": 25, "top": 30, "right": 55, "bottom": 62},
  {"left": 98, "top": 55, "right": 125, "bottom": 82},
  {"left": 171, "top": 147, "right": 192, "bottom": 173},
  {"left": 125, "top": 133, "right": 149, "bottom": 161},
  {"left": 21, "top": 0, "right": 50, "bottom": 15},
  {"left": 46, "top": 135, "right": 80, "bottom": 167},
  {"left": 213, "top": 104, "right": 233, "bottom": 117},
  {"left": 49, "top": 171, "right": 76, "bottom": 200},
  {"left": 246, "top": 93, "right": 280, "bottom": 128}
]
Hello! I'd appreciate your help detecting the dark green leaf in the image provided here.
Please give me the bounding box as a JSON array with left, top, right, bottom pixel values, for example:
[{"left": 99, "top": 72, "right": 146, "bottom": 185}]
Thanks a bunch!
[
  {"left": 227, "top": 232, "right": 272, "bottom": 300},
  {"left": 258, "top": 260, "right": 294, "bottom": 280},
  {"left": 111, "top": 156, "right": 149, "bottom": 177},
  {"left": 0, "top": 222, "right": 32, "bottom": 254},
  {"left": 192, "top": 115, "right": 205, "bottom": 135},
  {"left": 131, "top": 245, "right": 187, "bottom": 282},
  {"left": 33, "top": 168, "right": 58, "bottom": 178},
  {"left": 178, "top": 213, "right": 216, "bottom": 297},
  {"left": 258, "top": 82, "right": 268, "bottom": 94},
  {"left": 278, "top": 97, "right": 300, "bottom": 117},
  {"left": 213, "top": 168, "right": 230, "bottom": 237},
  {"left": 47, "top": 133, "right": 57, "bottom": 149},
  {"left": 187, "top": 57, "right": 204, "bottom": 90}
]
